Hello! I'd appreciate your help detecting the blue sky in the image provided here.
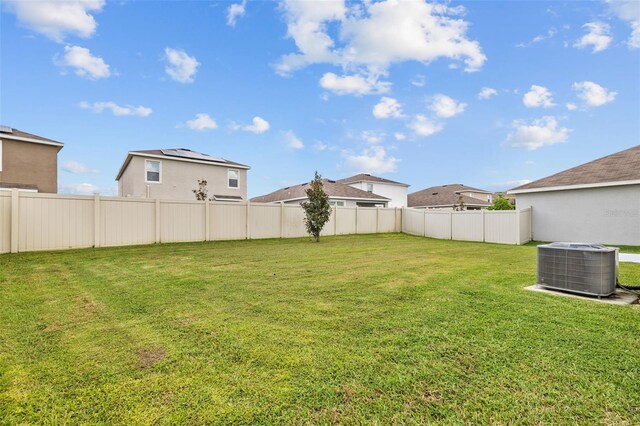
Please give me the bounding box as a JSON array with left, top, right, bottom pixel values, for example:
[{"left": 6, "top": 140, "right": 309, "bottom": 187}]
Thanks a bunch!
[{"left": 1, "top": 0, "right": 638, "bottom": 198}]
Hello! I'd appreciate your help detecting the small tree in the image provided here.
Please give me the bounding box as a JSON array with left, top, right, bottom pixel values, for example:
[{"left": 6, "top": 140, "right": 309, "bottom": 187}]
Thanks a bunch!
[
  {"left": 300, "top": 172, "right": 331, "bottom": 242},
  {"left": 487, "top": 193, "right": 514, "bottom": 210},
  {"left": 193, "top": 179, "right": 209, "bottom": 201}
]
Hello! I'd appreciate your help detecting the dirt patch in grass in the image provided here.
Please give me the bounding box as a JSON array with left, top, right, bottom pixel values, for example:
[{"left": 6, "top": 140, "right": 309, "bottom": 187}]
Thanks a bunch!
[{"left": 137, "top": 348, "right": 167, "bottom": 369}]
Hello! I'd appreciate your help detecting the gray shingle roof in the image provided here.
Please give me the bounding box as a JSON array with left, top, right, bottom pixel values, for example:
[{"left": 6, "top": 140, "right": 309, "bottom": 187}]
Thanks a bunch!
[
  {"left": 132, "top": 149, "right": 249, "bottom": 168},
  {"left": 510, "top": 145, "right": 640, "bottom": 192},
  {"left": 337, "top": 173, "right": 409, "bottom": 187},
  {"left": 251, "top": 179, "right": 390, "bottom": 203},
  {"left": 408, "top": 184, "right": 492, "bottom": 207}
]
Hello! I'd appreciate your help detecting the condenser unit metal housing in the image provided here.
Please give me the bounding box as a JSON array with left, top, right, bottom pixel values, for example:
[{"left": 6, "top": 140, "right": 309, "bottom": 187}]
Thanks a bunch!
[{"left": 537, "top": 243, "right": 618, "bottom": 297}]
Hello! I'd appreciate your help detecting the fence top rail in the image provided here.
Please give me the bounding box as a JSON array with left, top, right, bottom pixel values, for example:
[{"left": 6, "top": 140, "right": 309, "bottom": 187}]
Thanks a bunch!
[{"left": 12, "top": 192, "right": 96, "bottom": 201}]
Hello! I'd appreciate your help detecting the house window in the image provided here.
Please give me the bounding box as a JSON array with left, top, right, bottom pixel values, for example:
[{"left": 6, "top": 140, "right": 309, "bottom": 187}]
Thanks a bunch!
[
  {"left": 145, "top": 160, "right": 160, "bottom": 183},
  {"left": 366, "top": 183, "right": 373, "bottom": 192},
  {"left": 228, "top": 169, "right": 239, "bottom": 188},
  {"left": 329, "top": 200, "right": 345, "bottom": 207}
]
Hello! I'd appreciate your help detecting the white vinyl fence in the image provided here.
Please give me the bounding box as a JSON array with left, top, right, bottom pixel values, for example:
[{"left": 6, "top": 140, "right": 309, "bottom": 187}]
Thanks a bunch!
[
  {"left": 0, "top": 191, "right": 532, "bottom": 254},
  {"left": 402, "top": 208, "right": 532, "bottom": 245},
  {"left": 0, "top": 191, "right": 402, "bottom": 253}
]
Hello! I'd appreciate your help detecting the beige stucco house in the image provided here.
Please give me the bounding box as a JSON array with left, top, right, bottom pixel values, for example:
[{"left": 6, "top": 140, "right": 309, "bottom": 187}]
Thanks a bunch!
[
  {"left": 0, "top": 126, "right": 63, "bottom": 193},
  {"left": 116, "top": 149, "right": 249, "bottom": 201}
]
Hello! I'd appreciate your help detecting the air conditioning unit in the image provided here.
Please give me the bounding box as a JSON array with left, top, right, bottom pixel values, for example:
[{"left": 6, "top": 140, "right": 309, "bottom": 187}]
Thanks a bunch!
[{"left": 537, "top": 243, "right": 618, "bottom": 297}]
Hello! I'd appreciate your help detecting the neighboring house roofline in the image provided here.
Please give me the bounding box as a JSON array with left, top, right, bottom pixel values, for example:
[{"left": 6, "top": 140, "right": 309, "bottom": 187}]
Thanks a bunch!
[
  {"left": 115, "top": 150, "right": 250, "bottom": 181},
  {"left": 337, "top": 173, "right": 410, "bottom": 187},
  {"left": 507, "top": 179, "right": 640, "bottom": 195},
  {"left": 411, "top": 202, "right": 493, "bottom": 208},
  {"left": 257, "top": 195, "right": 391, "bottom": 204},
  {"left": 0, "top": 133, "right": 64, "bottom": 149}
]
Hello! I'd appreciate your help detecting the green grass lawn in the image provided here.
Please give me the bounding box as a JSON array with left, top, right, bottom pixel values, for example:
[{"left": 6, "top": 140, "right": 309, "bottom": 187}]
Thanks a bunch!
[{"left": 1, "top": 234, "right": 639, "bottom": 424}]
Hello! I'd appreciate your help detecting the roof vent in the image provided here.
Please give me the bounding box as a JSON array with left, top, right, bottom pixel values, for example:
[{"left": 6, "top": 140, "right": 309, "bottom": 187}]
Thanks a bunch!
[
  {"left": 432, "top": 192, "right": 438, "bottom": 195},
  {"left": 0, "top": 125, "right": 13, "bottom": 133}
]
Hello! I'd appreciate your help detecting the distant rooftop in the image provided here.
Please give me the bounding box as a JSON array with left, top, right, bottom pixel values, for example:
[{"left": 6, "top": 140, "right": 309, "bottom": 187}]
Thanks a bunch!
[
  {"left": 408, "top": 184, "right": 492, "bottom": 208},
  {"left": 251, "top": 179, "right": 390, "bottom": 203},
  {"left": 337, "top": 173, "right": 410, "bottom": 187},
  {"left": 0, "top": 125, "right": 64, "bottom": 147}
]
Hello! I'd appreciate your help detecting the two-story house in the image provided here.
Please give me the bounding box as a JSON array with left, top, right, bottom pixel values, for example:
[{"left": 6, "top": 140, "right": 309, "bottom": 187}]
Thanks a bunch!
[
  {"left": 116, "top": 148, "right": 250, "bottom": 201},
  {"left": 336, "top": 174, "right": 409, "bottom": 207},
  {"left": 0, "top": 126, "right": 63, "bottom": 193}
]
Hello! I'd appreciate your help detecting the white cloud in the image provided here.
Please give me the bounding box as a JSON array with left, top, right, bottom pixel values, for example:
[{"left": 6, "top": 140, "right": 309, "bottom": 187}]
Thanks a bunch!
[
  {"left": 62, "top": 160, "right": 88, "bottom": 174},
  {"left": 361, "top": 130, "right": 385, "bottom": 144},
  {"left": 79, "top": 101, "right": 152, "bottom": 117},
  {"left": 344, "top": 146, "right": 399, "bottom": 174},
  {"left": 478, "top": 87, "right": 497, "bottom": 100},
  {"left": 57, "top": 45, "right": 110, "bottom": 80},
  {"left": 243, "top": 116, "right": 270, "bottom": 134},
  {"left": 278, "top": 0, "right": 485, "bottom": 96},
  {"left": 523, "top": 85, "right": 555, "bottom": 108},
  {"left": 319, "top": 72, "right": 390, "bottom": 96},
  {"left": 372, "top": 97, "right": 402, "bottom": 119},
  {"left": 227, "top": 0, "right": 247, "bottom": 27},
  {"left": 429, "top": 94, "right": 466, "bottom": 118},
  {"left": 506, "top": 116, "right": 570, "bottom": 150},
  {"left": 394, "top": 132, "right": 406, "bottom": 141},
  {"left": 313, "top": 141, "right": 328, "bottom": 151},
  {"left": 408, "top": 114, "right": 443, "bottom": 137},
  {"left": 566, "top": 102, "right": 578, "bottom": 111},
  {"left": 284, "top": 130, "right": 304, "bottom": 149},
  {"left": 606, "top": 0, "right": 640, "bottom": 49},
  {"left": 573, "top": 81, "right": 617, "bottom": 107},
  {"left": 411, "top": 74, "right": 426, "bottom": 87},
  {"left": 517, "top": 28, "right": 557, "bottom": 47},
  {"left": 4, "top": 0, "right": 105, "bottom": 42},
  {"left": 490, "top": 179, "right": 533, "bottom": 189},
  {"left": 60, "top": 183, "right": 100, "bottom": 195},
  {"left": 185, "top": 113, "right": 218, "bottom": 131},
  {"left": 574, "top": 22, "right": 612, "bottom": 53},
  {"left": 164, "top": 47, "right": 199, "bottom": 83}
]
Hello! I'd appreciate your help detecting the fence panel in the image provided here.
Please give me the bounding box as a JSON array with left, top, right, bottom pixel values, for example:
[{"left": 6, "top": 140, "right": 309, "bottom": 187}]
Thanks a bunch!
[
  {"left": 485, "top": 210, "right": 517, "bottom": 244},
  {"left": 451, "top": 211, "right": 483, "bottom": 242},
  {"left": 402, "top": 208, "right": 425, "bottom": 236},
  {"left": 0, "top": 193, "right": 10, "bottom": 253},
  {"left": 425, "top": 211, "right": 451, "bottom": 239},
  {"left": 18, "top": 193, "right": 94, "bottom": 251},
  {"left": 357, "top": 208, "right": 377, "bottom": 234},
  {"left": 100, "top": 198, "right": 156, "bottom": 247},
  {"left": 378, "top": 208, "right": 398, "bottom": 233},
  {"left": 283, "top": 205, "right": 307, "bottom": 238},
  {"left": 211, "top": 202, "right": 247, "bottom": 240},
  {"left": 336, "top": 207, "right": 356, "bottom": 235},
  {"left": 320, "top": 208, "right": 336, "bottom": 237},
  {"left": 250, "top": 203, "right": 281, "bottom": 239},
  {"left": 160, "top": 201, "right": 206, "bottom": 243},
  {"left": 519, "top": 208, "right": 532, "bottom": 244}
]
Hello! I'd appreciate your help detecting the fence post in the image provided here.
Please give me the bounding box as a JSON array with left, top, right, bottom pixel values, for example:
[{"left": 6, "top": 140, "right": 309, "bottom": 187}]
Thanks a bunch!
[
  {"left": 94, "top": 194, "right": 100, "bottom": 248},
  {"left": 205, "top": 200, "right": 210, "bottom": 242},
  {"left": 10, "top": 189, "right": 19, "bottom": 253},
  {"left": 355, "top": 206, "right": 359, "bottom": 234},
  {"left": 529, "top": 206, "right": 533, "bottom": 241},
  {"left": 481, "top": 209, "right": 485, "bottom": 243},
  {"left": 516, "top": 208, "right": 522, "bottom": 245},
  {"left": 423, "top": 209, "right": 427, "bottom": 237},
  {"left": 334, "top": 205, "right": 337, "bottom": 235},
  {"left": 401, "top": 208, "right": 405, "bottom": 233},
  {"left": 155, "top": 198, "right": 161, "bottom": 243},
  {"left": 449, "top": 210, "right": 453, "bottom": 240},
  {"left": 246, "top": 201, "right": 251, "bottom": 239},
  {"left": 280, "top": 202, "right": 285, "bottom": 238},
  {"left": 376, "top": 207, "right": 380, "bottom": 233}
]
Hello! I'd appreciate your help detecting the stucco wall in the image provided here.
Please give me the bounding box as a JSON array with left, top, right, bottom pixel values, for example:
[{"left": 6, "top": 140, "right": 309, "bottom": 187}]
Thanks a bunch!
[
  {"left": 347, "top": 181, "right": 407, "bottom": 207},
  {"left": 515, "top": 184, "right": 640, "bottom": 245},
  {"left": 118, "top": 156, "right": 248, "bottom": 201},
  {"left": 0, "top": 139, "right": 59, "bottom": 193}
]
